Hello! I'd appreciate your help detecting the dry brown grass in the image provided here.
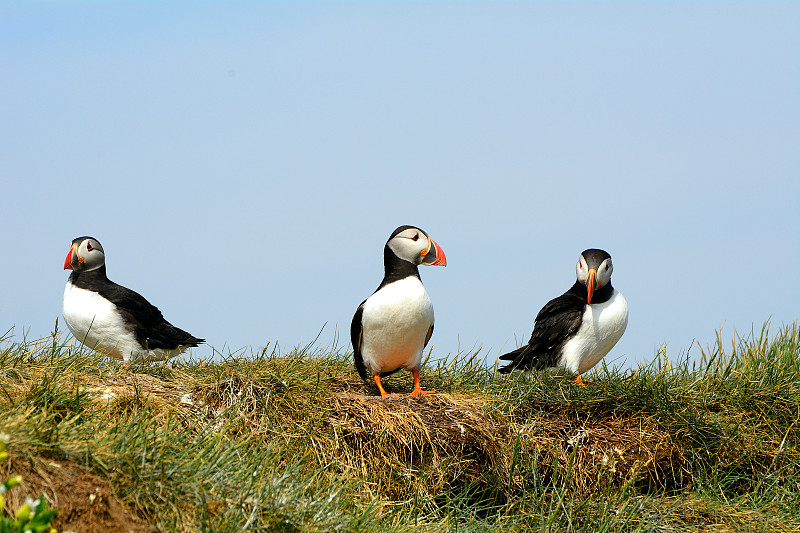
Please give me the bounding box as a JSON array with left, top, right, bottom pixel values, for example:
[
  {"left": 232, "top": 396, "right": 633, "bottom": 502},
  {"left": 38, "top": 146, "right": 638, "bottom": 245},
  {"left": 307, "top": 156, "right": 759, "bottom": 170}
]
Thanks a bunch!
[
  {"left": 514, "top": 408, "right": 688, "bottom": 496},
  {"left": 322, "top": 393, "right": 510, "bottom": 500}
]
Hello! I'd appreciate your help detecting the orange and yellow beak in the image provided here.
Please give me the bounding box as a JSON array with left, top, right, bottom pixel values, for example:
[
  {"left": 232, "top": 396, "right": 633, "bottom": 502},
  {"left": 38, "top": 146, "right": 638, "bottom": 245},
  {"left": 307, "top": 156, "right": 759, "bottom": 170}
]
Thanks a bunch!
[
  {"left": 420, "top": 238, "right": 447, "bottom": 266},
  {"left": 64, "top": 244, "right": 83, "bottom": 270},
  {"left": 586, "top": 268, "right": 597, "bottom": 304}
]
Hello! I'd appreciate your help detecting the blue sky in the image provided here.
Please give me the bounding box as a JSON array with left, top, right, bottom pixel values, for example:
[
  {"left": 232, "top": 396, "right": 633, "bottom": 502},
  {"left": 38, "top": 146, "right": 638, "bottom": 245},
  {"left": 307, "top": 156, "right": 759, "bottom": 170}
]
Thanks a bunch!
[{"left": 2, "top": 2, "right": 798, "bottom": 372}]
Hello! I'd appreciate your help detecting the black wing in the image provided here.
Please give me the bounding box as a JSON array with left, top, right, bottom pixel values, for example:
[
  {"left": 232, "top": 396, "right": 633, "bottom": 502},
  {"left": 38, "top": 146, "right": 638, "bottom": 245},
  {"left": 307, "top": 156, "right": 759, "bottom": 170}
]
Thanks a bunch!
[
  {"left": 100, "top": 283, "right": 203, "bottom": 351},
  {"left": 351, "top": 300, "right": 367, "bottom": 379},
  {"left": 498, "top": 291, "right": 585, "bottom": 374}
]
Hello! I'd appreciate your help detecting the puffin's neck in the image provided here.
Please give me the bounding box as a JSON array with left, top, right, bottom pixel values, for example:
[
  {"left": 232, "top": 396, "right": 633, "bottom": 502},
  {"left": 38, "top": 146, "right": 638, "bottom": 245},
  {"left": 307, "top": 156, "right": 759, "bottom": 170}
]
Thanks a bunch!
[
  {"left": 566, "top": 280, "right": 614, "bottom": 305},
  {"left": 69, "top": 265, "right": 110, "bottom": 289},
  {"left": 379, "top": 245, "right": 420, "bottom": 288}
]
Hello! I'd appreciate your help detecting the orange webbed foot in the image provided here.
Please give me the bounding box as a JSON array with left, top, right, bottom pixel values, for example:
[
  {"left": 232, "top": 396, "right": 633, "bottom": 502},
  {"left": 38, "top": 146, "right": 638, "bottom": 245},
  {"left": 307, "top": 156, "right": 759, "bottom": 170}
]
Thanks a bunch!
[{"left": 409, "top": 370, "right": 435, "bottom": 396}]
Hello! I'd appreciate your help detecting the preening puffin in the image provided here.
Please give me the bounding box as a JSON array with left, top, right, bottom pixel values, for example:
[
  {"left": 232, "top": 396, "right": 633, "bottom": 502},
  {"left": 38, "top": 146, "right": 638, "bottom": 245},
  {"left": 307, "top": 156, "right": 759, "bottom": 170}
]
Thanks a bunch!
[
  {"left": 498, "top": 248, "right": 627, "bottom": 384},
  {"left": 62, "top": 236, "right": 204, "bottom": 362},
  {"left": 351, "top": 226, "right": 447, "bottom": 397}
]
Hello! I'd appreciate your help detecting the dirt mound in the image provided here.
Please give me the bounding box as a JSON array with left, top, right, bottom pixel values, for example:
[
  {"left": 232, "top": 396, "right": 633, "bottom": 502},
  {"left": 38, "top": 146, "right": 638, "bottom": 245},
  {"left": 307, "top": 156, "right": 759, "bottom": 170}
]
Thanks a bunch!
[
  {"left": 324, "top": 393, "right": 510, "bottom": 499},
  {"left": 516, "top": 409, "right": 689, "bottom": 496},
  {"left": 82, "top": 373, "right": 194, "bottom": 415},
  {"left": 78, "top": 373, "right": 688, "bottom": 499},
  {"left": 1, "top": 454, "right": 155, "bottom": 533}
]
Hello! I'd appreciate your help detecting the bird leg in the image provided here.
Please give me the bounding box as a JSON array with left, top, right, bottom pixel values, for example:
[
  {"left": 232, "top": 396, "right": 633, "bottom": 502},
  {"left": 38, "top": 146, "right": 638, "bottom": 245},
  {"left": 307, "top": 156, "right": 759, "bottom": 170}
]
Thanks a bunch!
[
  {"left": 573, "top": 375, "right": 594, "bottom": 386},
  {"left": 409, "top": 369, "right": 435, "bottom": 396},
  {"left": 374, "top": 375, "right": 390, "bottom": 398}
]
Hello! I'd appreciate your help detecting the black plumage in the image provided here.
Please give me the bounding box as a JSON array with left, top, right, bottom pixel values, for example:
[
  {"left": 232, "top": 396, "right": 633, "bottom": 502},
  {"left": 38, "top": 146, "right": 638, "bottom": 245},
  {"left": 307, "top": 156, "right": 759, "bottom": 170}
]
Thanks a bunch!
[
  {"left": 69, "top": 266, "right": 204, "bottom": 351},
  {"left": 351, "top": 303, "right": 367, "bottom": 379}
]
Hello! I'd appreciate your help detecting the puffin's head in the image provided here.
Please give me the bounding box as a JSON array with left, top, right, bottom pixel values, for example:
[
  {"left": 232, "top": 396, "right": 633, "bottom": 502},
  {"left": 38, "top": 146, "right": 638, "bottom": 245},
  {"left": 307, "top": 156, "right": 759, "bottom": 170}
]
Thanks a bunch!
[
  {"left": 64, "top": 236, "right": 105, "bottom": 272},
  {"left": 575, "top": 248, "right": 613, "bottom": 304},
  {"left": 386, "top": 225, "right": 447, "bottom": 267}
]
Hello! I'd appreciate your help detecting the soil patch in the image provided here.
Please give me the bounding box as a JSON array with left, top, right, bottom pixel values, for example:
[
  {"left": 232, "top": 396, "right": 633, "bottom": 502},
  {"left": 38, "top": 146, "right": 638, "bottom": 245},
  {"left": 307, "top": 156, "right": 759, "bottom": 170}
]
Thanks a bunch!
[{"left": 2, "top": 454, "right": 155, "bottom": 533}]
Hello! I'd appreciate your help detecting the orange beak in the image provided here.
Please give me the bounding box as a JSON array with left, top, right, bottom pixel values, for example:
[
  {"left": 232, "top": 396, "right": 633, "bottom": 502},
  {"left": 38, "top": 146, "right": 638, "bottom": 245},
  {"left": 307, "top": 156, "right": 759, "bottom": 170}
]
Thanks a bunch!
[
  {"left": 64, "top": 244, "right": 82, "bottom": 270},
  {"left": 586, "top": 268, "right": 597, "bottom": 304},
  {"left": 421, "top": 238, "right": 447, "bottom": 266}
]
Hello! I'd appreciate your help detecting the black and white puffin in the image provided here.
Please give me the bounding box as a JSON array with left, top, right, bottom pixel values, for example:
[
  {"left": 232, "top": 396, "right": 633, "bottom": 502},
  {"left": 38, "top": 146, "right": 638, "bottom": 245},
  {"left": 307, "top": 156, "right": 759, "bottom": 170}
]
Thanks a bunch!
[
  {"left": 62, "top": 236, "right": 204, "bottom": 362},
  {"left": 498, "top": 248, "right": 628, "bottom": 385},
  {"left": 351, "top": 225, "right": 447, "bottom": 397}
]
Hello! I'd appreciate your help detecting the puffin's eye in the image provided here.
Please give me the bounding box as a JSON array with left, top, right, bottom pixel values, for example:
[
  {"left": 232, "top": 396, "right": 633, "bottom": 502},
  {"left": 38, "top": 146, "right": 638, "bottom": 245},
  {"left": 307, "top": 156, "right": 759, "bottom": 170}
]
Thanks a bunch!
[
  {"left": 86, "top": 243, "right": 94, "bottom": 251},
  {"left": 412, "top": 234, "right": 419, "bottom": 241}
]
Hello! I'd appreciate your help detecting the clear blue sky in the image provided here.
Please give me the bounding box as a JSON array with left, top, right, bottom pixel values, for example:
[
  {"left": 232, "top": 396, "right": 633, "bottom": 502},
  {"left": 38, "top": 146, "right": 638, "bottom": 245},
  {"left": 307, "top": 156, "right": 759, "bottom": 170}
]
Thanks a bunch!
[{"left": 2, "top": 2, "right": 798, "bottom": 372}]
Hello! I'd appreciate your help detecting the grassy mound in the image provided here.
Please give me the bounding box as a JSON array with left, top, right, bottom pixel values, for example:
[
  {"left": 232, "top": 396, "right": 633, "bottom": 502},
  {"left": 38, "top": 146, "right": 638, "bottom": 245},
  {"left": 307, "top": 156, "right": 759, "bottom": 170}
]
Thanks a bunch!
[{"left": 0, "top": 322, "right": 798, "bottom": 532}]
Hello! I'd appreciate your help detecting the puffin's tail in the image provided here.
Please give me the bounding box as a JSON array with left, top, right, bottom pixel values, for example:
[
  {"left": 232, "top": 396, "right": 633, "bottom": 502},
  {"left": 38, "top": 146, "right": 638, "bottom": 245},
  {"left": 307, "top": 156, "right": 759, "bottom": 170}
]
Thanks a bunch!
[
  {"left": 186, "top": 336, "right": 205, "bottom": 347},
  {"left": 497, "top": 346, "right": 524, "bottom": 374}
]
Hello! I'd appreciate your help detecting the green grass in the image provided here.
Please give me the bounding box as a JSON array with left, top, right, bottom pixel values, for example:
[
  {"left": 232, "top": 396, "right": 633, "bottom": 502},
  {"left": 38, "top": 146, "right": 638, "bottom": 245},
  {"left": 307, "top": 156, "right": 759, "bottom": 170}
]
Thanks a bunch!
[{"left": 0, "top": 322, "right": 799, "bottom": 532}]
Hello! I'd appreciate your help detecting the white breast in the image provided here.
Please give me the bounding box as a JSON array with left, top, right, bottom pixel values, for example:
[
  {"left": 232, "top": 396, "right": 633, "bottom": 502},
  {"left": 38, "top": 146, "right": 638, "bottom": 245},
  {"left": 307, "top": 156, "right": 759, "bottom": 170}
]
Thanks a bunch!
[
  {"left": 63, "top": 282, "right": 193, "bottom": 363},
  {"left": 63, "top": 281, "right": 143, "bottom": 360},
  {"left": 559, "top": 290, "right": 628, "bottom": 375},
  {"left": 359, "top": 276, "right": 434, "bottom": 376}
]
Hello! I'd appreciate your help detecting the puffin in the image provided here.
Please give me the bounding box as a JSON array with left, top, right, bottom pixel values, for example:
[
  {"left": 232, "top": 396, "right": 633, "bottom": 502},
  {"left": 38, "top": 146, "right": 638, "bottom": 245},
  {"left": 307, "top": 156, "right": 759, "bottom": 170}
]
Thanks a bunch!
[
  {"left": 351, "top": 225, "right": 447, "bottom": 397},
  {"left": 498, "top": 248, "right": 628, "bottom": 385},
  {"left": 62, "top": 236, "right": 204, "bottom": 362}
]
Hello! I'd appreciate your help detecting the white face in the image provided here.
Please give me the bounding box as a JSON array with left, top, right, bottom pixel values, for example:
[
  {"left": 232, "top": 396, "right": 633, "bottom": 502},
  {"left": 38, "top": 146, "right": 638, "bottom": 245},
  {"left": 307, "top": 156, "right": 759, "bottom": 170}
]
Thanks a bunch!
[
  {"left": 387, "top": 227, "right": 431, "bottom": 265},
  {"left": 595, "top": 257, "right": 613, "bottom": 287},
  {"left": 576, "top": 254, "right": 613, "bottom": 288},
  {"left": 74, "top": 237, "right": 105, "bottom": 271}
]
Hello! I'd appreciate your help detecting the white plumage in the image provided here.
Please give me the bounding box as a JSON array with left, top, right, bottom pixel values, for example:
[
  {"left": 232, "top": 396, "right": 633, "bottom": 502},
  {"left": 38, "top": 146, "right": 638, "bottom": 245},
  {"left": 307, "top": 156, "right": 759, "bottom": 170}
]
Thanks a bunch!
[
  {"left": 359, "top": 276, "right": 434, "bottom": 375},
  {"left": 63, "top": 281, "right": 135, "bottom": 359},
  {"left": 63, "top": 280, "right": 191, "bottom": 363},
  {"left": 560, "top": 289, "right": 628, "bottom": 374}
]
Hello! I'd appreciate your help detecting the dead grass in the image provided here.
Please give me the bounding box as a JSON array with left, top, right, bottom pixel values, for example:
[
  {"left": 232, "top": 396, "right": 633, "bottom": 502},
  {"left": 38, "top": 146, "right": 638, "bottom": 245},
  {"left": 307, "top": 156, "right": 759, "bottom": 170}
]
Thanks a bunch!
[
  {"left": 323, "top": 393, "right": 509, "bottom": 501},
  {"left": 514, "top": 408, "right": 688, "bottom": 496}
]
